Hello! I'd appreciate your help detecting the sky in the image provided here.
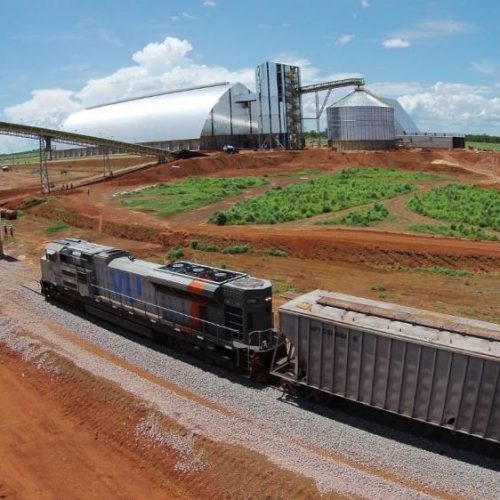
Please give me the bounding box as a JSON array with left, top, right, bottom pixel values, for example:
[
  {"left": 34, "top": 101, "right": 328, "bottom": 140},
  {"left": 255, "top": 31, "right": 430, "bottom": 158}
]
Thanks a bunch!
[{"left": 0, "top": 0, "right": 499, "bottom": 151}]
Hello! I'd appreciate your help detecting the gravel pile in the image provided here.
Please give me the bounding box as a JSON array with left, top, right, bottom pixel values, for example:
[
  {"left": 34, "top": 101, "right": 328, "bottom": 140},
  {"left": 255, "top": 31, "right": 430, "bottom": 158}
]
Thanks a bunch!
[
  {"left": 136, "top": 415, "right": 206, "bottom": 473},
  {"left": 1, "top": 261, "right": 498, "bottom": 498}
]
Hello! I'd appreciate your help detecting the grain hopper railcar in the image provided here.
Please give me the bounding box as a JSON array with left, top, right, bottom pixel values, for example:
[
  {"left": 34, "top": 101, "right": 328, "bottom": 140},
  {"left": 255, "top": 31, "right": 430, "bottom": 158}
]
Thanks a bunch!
[
  {"left": 40, "top": 238, "right": 280, "bottom": 375},
  {"left": 272, "top": 290, "right": 500, "bottom": 443}
]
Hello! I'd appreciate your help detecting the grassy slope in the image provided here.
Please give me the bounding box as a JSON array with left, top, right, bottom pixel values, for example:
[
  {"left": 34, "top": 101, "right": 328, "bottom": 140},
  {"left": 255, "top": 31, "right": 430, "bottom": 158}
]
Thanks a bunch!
[
  {"left": 212, "top": 168, "right": 439, "bottom": 225},
  {"left": 121, "top": 176, "right": 268, "bottom": 217}
]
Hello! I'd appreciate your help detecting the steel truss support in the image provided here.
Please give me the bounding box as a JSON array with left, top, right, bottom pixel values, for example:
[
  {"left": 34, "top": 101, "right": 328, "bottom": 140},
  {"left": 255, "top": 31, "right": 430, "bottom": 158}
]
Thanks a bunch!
[
  {"left": 314, "top": 89, "right": 333, "bottom": 148},
  {"left": 102, "top": 148, "right": 111, "bottom": 177},
  {"left": 260, "top": 134, "right": 285, "bottom": 150},
  {"left": 39, "top": 136, "right": 51, "bottom": 194}
]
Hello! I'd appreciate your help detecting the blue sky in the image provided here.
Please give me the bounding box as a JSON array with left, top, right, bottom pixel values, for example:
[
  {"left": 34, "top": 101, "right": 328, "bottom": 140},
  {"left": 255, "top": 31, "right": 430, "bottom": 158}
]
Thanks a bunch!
[{"left": 1, "top": 0, "right": 499, "bottom": 148}]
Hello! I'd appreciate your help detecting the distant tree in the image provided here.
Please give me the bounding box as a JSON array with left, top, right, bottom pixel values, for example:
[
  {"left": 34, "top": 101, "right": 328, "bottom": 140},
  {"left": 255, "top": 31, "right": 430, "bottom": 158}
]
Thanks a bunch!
[{"left": 465, "top": 134, "right": 500, "bottom": 144}]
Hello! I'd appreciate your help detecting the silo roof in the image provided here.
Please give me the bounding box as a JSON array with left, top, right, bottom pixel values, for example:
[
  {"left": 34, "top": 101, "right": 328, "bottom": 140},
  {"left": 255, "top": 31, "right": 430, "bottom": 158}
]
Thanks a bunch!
[
  {"left": 63, "top": 82, "right": 245, "bottom": 144},
  {"left": 379, "top": 97, "right": 420, "bottom": 134},
  {"left": 331, "top": 88, "right": 391, "bottom": 108}
]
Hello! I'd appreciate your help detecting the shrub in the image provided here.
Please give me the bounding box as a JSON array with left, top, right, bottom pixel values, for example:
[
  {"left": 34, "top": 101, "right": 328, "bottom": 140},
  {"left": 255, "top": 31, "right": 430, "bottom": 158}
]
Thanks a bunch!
[
  {"left": 46, "top": 220, "right": 70, "bottom": 235},
  {"left": 210, "top": 168, "right": 430, "bottom": 225},
  {"left": 222, "top": 244, "right": 250, "bottom": 254},
  {"left": 317, "top": 203, "right": 390, "bottom": 227},
  {"left": 407, "top": 184, "right": 500, "bottom": 231},
  {"left": 167, "top": 245, "right": 184, "bottom": 260},
  {"left": 409, "top": 223, "right": 498, "bottom": 241},
  {"left": 266, "top": 248, "right": 288, "bottom": 257},
  {"left": 202, "top": 244, "right": 219, "bottom": 252},
  {"left": 212, "top": 211, "right": 227, "bottom": 226}
]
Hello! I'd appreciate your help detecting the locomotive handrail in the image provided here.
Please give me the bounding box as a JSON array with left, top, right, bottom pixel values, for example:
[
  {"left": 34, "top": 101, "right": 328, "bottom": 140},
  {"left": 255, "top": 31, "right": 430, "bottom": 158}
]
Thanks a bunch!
[
  {"left": 247, "top": 328, "right": 280, "bottom": 347},
  {"left": 89, "top": 284, "right": 240, "bottom": 342}
]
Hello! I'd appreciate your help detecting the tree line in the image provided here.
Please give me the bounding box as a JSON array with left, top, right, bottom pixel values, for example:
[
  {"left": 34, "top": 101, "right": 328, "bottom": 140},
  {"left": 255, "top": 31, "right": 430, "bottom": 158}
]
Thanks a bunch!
[{"left": 465, "top": 134, "right": 500, "bottom": 144}]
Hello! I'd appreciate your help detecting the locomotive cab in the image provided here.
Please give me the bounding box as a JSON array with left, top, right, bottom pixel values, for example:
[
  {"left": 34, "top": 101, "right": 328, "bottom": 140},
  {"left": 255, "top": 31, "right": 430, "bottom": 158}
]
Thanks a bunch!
[{"left": 222, "top": 277, "right": 273, "bottom": 344}]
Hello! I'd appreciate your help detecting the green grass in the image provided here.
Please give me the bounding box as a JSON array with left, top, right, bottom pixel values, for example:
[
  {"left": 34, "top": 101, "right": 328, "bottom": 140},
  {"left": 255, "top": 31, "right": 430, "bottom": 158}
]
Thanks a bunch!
[
  {"left": 167, "top": 245, "right": 184, "bottom": 260},
  {"left": 0, "top": 149, "right": 39, "bottom": 164},
  {"left": 268, "top": 168, "right": 323, "bottom": 178},
  {"left": 210, "top": 168, "right": 436, "bottom": 225},
  {"left": 120, "top": 176, "right": 268, "bottom": 217},
  {"left": 46, "top": 221, "right": 70, "bottom": 235},
  {"left": 414, "top": 266, "right": 471, "bottom": 277},
  {"left": 190, "top": 240, "right": 219, "bottom": 252},
  {"left": 222, "top": 244, "right": 250, "bottom": 254},
  {"left": 316, "top": 203, "right": 391, "bottom": 227},
  {"left": 381, "top": 263, "right": 472, "bottom": 277},
  {"left": 408, "top": 223, "right": 498, "bottom": 241},
  {"left": 407, "top": 184, "right": 500, "bottom": 233},
  {"left": 466, "top": 141, "right": 500, "bottom": 151},
  {"left": 265, "top": 248, "right": 289, "bottom": 257}
]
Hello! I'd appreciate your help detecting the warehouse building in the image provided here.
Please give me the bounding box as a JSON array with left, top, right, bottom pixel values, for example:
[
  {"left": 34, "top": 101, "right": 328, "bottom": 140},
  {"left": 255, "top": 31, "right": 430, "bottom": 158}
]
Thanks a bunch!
[{"left": 60, "top": 82, "right": 259, "bottom": 155}]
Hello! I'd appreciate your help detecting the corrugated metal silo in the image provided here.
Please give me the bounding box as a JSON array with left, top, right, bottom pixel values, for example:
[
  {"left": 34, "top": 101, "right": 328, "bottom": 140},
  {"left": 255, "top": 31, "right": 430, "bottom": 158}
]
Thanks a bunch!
[{"left": 326, "top": 88, "right": 395, "bottom": 151}]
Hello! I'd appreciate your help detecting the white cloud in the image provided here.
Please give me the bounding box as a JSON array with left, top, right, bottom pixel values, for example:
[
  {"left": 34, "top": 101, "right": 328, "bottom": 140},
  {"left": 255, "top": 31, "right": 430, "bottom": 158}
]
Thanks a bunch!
[
  {"left": 3, "top": 89, "right": 81, "bottom": 129},
  {"left": 383, "top": 37, "right": 411, "bottom": 49},
  {"left": 203, "top": 0, "right": 216, "bottom": 6},
  {"left": 361, "top": 0, "right": 370, "bottom": 7},
  {"left": 472, "top": 60, "right": 499, "bottom": 75},
  {"left": 132, "top": 37, "right": 192, "bottom": 74},
  {"left": 171, "top": 12, "right": 197, "bottom": 22},
  {"left": 335, "top": 34, "right": 354, "bottom": 46},
  {"left": 368, "top": 81, "right": 426, "bottom": 96},
  {"left": 77, "top": 37, "right": 255, "bottom": 109},
  {"left": 96, "top": 28, "right": 123, "bottom": 48},
  {"left": 388, "top": 82, "right": 500, "bottom": 133},
  {"left": 413, "top": 20, "right": 474, "bottom": 38},
  {"left": 383, "top": 20, "right": 474, "bottom": 48}
]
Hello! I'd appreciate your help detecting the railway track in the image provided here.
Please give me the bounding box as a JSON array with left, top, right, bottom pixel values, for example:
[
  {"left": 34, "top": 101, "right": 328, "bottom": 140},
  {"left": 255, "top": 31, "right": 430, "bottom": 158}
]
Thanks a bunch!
[
  {"left": 0, "top": 259, "right": 41, "bottom": 294},
  {"left": 1, "top": 255, "right": 499, "bottom": 497}
]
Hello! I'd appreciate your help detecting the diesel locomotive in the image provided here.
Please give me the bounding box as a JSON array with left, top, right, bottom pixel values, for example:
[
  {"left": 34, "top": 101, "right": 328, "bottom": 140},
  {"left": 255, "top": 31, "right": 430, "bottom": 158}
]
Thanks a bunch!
[{"left": 40, "top": 237, "right": 280, "bottom": 376}]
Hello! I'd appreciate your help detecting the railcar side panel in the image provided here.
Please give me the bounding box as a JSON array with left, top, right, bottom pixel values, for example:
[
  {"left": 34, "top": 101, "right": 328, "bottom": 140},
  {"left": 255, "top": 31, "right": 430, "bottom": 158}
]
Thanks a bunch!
[{"left": 275, "top": 290, "right": 500, "bottom": 443}]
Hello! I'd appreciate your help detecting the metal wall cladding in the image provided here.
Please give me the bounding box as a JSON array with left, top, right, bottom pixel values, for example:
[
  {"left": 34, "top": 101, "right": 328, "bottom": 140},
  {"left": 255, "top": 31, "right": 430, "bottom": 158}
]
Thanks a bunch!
[
  {"left": 397, "top": 134, "right": 457, "bottom": 150},
  {"left": 63, "top": 83, "right": 256, "bottom": 145},
  {"left": 201, "top": 83, "right": 259, "bottom": 138},
  {"left": 327, "top": 106, "right": 395, "bottom": 142},
  {"left": 255, "top": 62, "right": 302, "bottom": 137},
  {"left": 280, "top": 311, "right": 500, "bottom": 442}
]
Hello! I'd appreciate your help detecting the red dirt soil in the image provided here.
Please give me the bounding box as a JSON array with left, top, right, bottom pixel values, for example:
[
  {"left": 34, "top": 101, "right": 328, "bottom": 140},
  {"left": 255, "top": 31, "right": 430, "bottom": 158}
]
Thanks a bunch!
[
  {"left": 0, "top": 343, "right": 333, "bottom": 499},
  {"left": 24, "top": 149, "right": 500, "bottom": 273}
]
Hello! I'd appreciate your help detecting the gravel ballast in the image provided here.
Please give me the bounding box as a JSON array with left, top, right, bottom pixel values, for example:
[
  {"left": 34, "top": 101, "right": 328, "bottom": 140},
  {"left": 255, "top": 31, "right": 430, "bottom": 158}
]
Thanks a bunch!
[{"left": 0, "top": 261, "right": 498, "bottom": 498}]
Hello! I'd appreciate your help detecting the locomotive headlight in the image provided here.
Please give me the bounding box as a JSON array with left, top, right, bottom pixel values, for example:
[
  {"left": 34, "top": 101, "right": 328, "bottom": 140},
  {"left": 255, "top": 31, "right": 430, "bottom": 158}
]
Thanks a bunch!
[{"left": 265, "top": 296, "right": 272, "bottom": 302}]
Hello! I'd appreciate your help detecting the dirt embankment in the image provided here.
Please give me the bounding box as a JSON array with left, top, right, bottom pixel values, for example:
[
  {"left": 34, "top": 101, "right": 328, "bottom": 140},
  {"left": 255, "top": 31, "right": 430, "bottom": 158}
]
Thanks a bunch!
[
  {"left": 30, "top": 200, "right": 500, "bottom": 273},
  {"left": 0, "top": 343, "right": 328, "bottom": 499},
  {"left": 9, "top": 149, "right": 500, "bottom": 272}
]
